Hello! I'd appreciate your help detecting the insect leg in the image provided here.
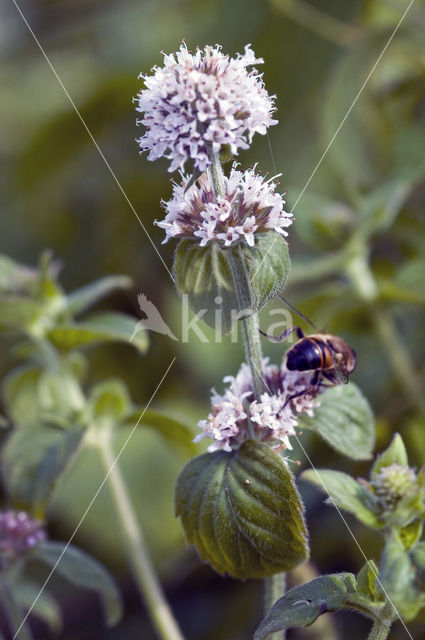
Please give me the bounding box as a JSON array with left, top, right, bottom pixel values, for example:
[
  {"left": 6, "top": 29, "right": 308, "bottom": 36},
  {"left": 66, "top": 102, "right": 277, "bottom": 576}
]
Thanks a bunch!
[{"left": 259, "top": 326, "right": 304, "bottom": 343}]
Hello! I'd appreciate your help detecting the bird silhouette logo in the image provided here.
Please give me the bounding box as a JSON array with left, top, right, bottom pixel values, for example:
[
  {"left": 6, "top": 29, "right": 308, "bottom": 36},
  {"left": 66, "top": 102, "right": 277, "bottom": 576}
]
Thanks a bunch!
[{"left": 130, "top": 293, "right": 178, "bottom": 342}]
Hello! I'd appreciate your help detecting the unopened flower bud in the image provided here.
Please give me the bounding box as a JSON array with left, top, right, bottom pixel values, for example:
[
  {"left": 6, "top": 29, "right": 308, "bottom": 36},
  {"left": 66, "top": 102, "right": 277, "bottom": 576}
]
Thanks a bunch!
[{"left": 372, "top": 463, "right": 418, "bottom": 511}]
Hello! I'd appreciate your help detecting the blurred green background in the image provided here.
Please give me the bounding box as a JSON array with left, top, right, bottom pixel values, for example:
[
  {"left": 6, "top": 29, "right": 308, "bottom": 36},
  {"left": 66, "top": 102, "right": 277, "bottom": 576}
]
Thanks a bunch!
[{"left": 1, "top": 0, "right": 425, "bottom": 638}]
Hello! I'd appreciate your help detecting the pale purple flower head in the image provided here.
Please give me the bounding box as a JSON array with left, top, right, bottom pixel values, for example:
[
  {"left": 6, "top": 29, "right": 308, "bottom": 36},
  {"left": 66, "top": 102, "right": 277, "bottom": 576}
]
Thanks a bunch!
[
  {"left": 156, "top": 165, "right": 293, "bottom": 246},
  {"left": 0, "top": 510, "right": 46, "bottom": 567},
  {"left": 136, "top": 43, "right": 277, "bottom": 172},
  {"left": 196, "top": 358, "right": 321, "bottom": 453}
]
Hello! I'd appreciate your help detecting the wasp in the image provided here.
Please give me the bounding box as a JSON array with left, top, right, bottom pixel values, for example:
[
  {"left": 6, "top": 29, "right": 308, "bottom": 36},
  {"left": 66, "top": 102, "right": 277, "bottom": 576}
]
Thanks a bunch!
[{"left": 260, "top": 298, "right": 356, "bottom": 386}]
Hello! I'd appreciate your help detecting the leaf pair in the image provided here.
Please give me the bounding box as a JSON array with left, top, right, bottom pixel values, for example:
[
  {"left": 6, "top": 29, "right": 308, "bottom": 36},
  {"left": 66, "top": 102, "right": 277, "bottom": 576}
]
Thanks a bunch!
[{"left": 174, "top": 233, "right": 290, "bottom": 334}]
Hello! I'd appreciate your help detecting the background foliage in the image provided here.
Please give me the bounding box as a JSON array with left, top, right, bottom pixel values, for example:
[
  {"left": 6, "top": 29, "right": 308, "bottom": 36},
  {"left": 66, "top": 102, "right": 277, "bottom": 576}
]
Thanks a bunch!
[{"left": 1, "top": 0, "right": 424, "bottom": 637}]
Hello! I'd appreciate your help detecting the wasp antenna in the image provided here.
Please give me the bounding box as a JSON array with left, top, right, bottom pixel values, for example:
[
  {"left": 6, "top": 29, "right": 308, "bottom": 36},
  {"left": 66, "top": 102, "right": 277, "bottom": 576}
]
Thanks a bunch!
[{"left": 278, "top": 295, "right": 317, "bottom": 331}]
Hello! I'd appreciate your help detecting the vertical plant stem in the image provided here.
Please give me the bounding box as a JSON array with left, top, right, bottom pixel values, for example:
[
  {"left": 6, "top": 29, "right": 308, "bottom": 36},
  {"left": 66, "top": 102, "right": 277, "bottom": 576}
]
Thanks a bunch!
[
  {"left": 97, "top": 428, "right": 185, "bottom": 640},
  {"left": 0, "top": 580, "right": 34, "bottom": 640},
  {"left": 226, "top": 248, "right": 266, "bottom": 399},
  {"left": 208, "top": 152, "right": 266, "bottom": 398},
  {"left": 209, "top": 150, "right": 285, "bottom": 634},
  {"left": 367, "top": 618, "right": 392, "bottom": 640},
  {"left": 263, "top": 572, "right": 287, "bottom": 640}
]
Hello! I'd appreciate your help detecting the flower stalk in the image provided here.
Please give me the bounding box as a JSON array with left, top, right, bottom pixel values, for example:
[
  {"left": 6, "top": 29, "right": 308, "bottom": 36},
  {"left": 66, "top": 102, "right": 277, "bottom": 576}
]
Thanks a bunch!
[
  {"left": 367, "top": 618, "right": 392, "bottom": 640},
  {"left": 209, "top": 152, "right": 266, "bottom": 400},
  {"left": 97, "top": 427, "right": 185, "bottom": 640},
  {"left": 210, "top": 149, "right": 287, "bottom": 630},
  {"left": 264, "top": 572, "right": 287, "bottom": 640}
]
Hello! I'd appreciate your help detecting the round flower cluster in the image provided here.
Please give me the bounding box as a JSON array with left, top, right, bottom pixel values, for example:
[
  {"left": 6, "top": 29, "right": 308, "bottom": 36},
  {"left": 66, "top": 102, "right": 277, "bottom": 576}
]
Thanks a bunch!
[
  {"left": 0, "top": 510, "right": 46, "bottom": 567},
  {"left": 196, "top": 358, "right": 321, "bottom": 452},
  {"left": 372, "top": 463, "right": 418, "bottom": 511},
  {"left": 136, "top": 43, "right": 277, "bottom": 172},
  {"left": 156, "top": 165, "right": 293, "bottom": 246}
]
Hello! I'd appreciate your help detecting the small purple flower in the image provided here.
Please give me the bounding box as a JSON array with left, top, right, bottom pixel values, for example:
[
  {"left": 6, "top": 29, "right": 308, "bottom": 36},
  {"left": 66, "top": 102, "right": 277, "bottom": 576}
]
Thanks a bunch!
[
  {"left": 156, "top": 165, "right": 293, "bottom": 246},
  {"left": 136, "top": 43, "right": 277, "bottom": 172},
  {"left": 0, "top": 510, "right": 46, "bottom": 567},
  {"left": 196, "top": 358, "right": 321, "bottom": 453}
]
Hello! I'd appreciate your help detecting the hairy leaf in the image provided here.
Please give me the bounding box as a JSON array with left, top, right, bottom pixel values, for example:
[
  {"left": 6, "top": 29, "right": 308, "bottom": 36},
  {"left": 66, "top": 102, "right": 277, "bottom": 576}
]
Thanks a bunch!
[
  {"left": 371, "top": 432, "right": 408, "bottom": 477},
  {"left": 246, "top": 233, "right": 290, "bottom": 312},
  {"left": 298, "top": 383, "right": 375, "bottom": 460},
  {"left": 174, "top": 239, "right": 235, "bottom": 333},
  {"left": 356, "top": 560, "right": 380, "bottom": 600},
  {"left": 380, "top": 532, "right": 423, "bottom": 621},
  {"left": 301, "top": 469, "right": 382, "bottom": 529},
  {"left": 254, "top": 573, "right": 357, "bottom": 639},
  {"left": 174, "top": 234, "right": 290, "bottom": 334},
  {"left": 175, "top": 440, "right": 308, "bottom": 579}
]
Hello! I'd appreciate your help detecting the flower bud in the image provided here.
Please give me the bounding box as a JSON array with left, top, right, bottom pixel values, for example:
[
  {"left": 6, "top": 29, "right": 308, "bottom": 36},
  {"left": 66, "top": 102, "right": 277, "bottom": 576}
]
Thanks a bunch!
[{"left": 371, "top": 463, "right": 418, "bottom": 512}]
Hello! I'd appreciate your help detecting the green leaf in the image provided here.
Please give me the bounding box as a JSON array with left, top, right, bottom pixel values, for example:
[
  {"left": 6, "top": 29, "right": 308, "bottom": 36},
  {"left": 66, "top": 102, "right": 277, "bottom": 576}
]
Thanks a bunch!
[
  {"left": 34, "top": 541, "right": 122, "bottom": 627},
  {"left": 301, "top": 468, "right": 382, "bottom": 529},
  {"left": 254, "top": 573, "right": 357, "bottom": 639},
  {"left": 3, "top": 366, "right": 42, "bottom": 428},
  {"left": 298, "top": 383, "right": 375, "bottom": 460},
  {"left": 88, "top": 380, "right": 131, "bottom": 421},
  {"left": 174, "top": 240, "right": 235, "bottom": 333},
  {"left": 0, "top": 296, "right": 43, "bottom": 331},
  {"left": 246, "top": 233, "right": 290, "bottom": 312},
  {"left": 37, "top": 368, "right": 86, "bottom": 423},
  {"left": 65, "top": 275, "right": 132, "bottom": 316},
  {"left": 2, "top": 424, "right": 84, "bottom": 515},
  {"left": 399, "top": 521, "right": 423, "bottom": 551},
  {"left": 175, "top": 439, "right": 309, "bottom": 579},
  {"left": 380, "top": 532, "right": 424, "bottom": 621},
  {"left": 356, "top": 560, "right": 380, "bottom": 600},
  {"left": 174, "top": 234, "right": 290, "bottom": 334},
  {"left": 11, "top": 579, "right": 62, "bottom": 634},
  {"left": 125, "top": 408, "right": 197, "bottom": 456},
  {"left": 47, "top": 312, "right": 148, "bottom": 354},
  {"left": 371, "top": 433, "right": 408, "bottom": 478}
]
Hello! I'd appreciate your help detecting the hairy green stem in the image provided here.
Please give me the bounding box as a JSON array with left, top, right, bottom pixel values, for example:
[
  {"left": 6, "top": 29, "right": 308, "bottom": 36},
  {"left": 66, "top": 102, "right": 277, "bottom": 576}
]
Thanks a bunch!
[
  {"left": 367, "top": 618, "right": 392, "bottom": 640},
  {"left": 209, "top": 151, "right": 285, "bottom": 633},
  {"left": 263, "top": 573, "right": 287, "bottom": 640},
  {"left": 97, "top": 427, "right": 185, "bottom": 640},
  {"left": 0, "top": 580, "right": 34, "bottom": 640},
  {"left": 209, "top": 153, "right": 266, "bottom": 399},
  {"left": 226, "top": 249, "right": 266, "bottom": 399}
]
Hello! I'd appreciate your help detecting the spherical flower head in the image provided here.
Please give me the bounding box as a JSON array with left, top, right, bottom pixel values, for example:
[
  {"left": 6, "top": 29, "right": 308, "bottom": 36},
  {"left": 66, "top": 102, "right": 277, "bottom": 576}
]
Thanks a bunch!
[
  {"left": 371, "top": 463, "right": 418, "bottom": 511},
  {"left": 0, "top": 510, "right": 46, "bottom": 568},
  {"left": 136, "top": 43, "right": 277, "bottom": 172},
  {"left": 195, "top": 358, "right": 321, "bottom": 453},
  {"left": 156, "top": 165, "right": 293, "bottom": 246}
]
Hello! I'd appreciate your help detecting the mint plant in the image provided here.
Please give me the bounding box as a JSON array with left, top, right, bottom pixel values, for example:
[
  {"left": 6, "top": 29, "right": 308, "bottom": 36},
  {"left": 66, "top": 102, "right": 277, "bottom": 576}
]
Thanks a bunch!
[
  {"left": 0, "top": 252, "right": 192, "bottom": 639},
  {"left": 134, "top": 42, "right": 414, "bottom": 640}
]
